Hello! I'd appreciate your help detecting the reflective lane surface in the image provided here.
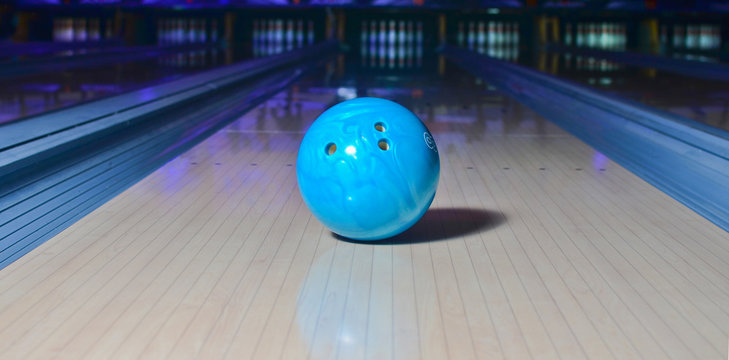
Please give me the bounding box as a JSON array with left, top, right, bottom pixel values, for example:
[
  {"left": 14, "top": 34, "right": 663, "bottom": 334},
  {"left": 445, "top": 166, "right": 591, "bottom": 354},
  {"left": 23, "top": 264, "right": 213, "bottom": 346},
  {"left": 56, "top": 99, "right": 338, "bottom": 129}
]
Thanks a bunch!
[
  {"left": 0, "top": 46, "right": 246, "bottom": 124},
  {"left": 1, "top": 52, "right": 727, "bottom": 360},
  {"left": 529, "top": 51, "right": 729, "bottom": 131}
]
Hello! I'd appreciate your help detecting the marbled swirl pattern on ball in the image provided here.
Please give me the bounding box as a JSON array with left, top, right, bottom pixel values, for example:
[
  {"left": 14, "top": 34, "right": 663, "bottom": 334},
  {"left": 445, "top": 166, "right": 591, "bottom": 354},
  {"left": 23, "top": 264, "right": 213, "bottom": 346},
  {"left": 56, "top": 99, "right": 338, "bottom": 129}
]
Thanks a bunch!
[{"left": 297, "top": 97, "right": 440, "bottom": 240}]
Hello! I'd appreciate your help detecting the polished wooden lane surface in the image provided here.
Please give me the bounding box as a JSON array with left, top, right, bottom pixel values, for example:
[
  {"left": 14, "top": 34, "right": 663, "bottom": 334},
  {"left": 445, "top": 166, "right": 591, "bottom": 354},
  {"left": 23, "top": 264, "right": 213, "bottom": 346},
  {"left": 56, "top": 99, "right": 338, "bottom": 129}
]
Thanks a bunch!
[{"left": 0, "top": 69, "right": 727, "bottom": 360}]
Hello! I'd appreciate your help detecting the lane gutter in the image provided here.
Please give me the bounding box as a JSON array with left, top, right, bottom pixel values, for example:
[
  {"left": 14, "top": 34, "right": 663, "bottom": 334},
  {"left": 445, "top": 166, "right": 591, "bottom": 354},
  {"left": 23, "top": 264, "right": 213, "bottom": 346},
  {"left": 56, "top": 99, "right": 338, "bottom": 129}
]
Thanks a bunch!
[
  {"left": 0, "top": 41, "right": 339, "bottom": 268},
  {"left": 443, "top": 45, "right": 729, "bottom": 233}
]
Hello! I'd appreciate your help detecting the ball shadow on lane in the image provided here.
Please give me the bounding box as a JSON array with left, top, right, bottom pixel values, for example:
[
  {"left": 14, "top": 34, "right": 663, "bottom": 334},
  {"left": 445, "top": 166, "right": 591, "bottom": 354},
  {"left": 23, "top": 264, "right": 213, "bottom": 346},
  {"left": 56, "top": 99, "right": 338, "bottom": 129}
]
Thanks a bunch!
[{"left": 334, "top": 207, "right": 506, "bottom": 245}]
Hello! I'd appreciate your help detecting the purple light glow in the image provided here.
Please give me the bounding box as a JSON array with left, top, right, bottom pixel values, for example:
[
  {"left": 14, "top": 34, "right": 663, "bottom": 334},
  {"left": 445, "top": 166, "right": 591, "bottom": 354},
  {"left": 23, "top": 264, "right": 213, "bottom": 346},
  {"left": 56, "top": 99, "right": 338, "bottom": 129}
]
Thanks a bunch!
[
  {"left": 15, "top": 0, "right": 60, "bottom": 4},
  {"left": 79, "top": 0, "right": 121, "bottom": 3},
  {"left": 22, "top": 84, "right": 61, "bottom": 92},
  {"left": 310, "top": 0, "right": 354, "bottom": 4},
  {"left": 593, "top": 151, "right": 609, "bottom": 171}
]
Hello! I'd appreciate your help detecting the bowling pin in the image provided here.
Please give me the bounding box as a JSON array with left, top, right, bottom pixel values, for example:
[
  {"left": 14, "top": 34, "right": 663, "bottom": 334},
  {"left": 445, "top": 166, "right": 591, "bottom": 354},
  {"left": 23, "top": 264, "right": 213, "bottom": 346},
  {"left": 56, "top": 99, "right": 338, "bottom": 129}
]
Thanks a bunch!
[
  {"left": 262, "top": 20, "right": 269, "bottom": 55},
  {"left": 379, "top": 21, "right": 386, "bottom": 67},
  {"left": 273, "top": 19, "right": 280, "bottom": 54},
  {"left": 361, "top": 21, "right": 368, "bottom": 58},
  {"left": 260, "top": 19, "right": 267, "bottom": 54},
  {"left": 398, "top": 20, "right": 406, "bottom": 46},
  {"left": 407, "top": 21, "right": 414, "bottom": 67},
  {"left": 268, "top": 19, "right": 275, "bottom": 53},
  {"left": 169, "top": 18, "right": 176, "bottom": 44},
  {"left": 89, "top": 18, "right": 100, "bottom": 41},
  {"left": 211, "top": 19, "right": 218, "bottom": 42},
  {"left": 265, "top": 19, "right": 272, "bottom": 54},
  {"left": 199, "top": 19, "right": 207, "bottom": 43},
  {"left": 576, "top": 23, "right": 584, "bottom": 47},
  {"left": 180, "top": 19, "right": 191, "bottom": 43},
  {"left": 105, "top": 19, "right": 113, "bottom": 39},
  {"left": 259, "top": 20, "right": 266, "bottom": 55},
  {"left": 61, "top": 18, "right": 68, "bottom": 42},
  {"left": 398, "top": 40, "right": 406, "bottom": 67},
  {"left": 505, "top": 21, "right": 511, "bottom": 45},
  {"left": 712, "top": 25, "right": 721, "bottom": 50},
  {"left": 179, "top": 18, "right": 186, "bottom": 44},
  {"left": 174, "top": 18, "right": 181, "bottom": 43},
  {"left": 467, "top": 21, "right": 475, "bottom": 49},
  {"left": 416, "top": 21, "right": 423, "bottom": 66},
  {"left": 297, "top": 20, "right": 305, "bottom": 48},
  {"left": 610, "top": 22, "right": 617, "bottom": 49},
  {"left": 477, "top": 21, "right": 485, "bottom": 52},
  {"left": 511, "top": 29, "right": 519, "bottom": 61},
  {"left": 253, "top": 20, "right": 260, "bottom": 56},
  {"left": 260, "top": 20, "right": 267, "bottom": 54},
  {"left": 407, "top": 20, "right": 414, "bottom": 45},
  {"left": 268, "top": 19, "right": 275, "bottom": 54},
  {"left": 276, "top": 19, "right": 284, "bottom": 53},
  {"left": 388, "top": 20, "right": 396, "bottom": 47},
  {"left": 66, "top": 18, "right": 74, "bottom": 42},
  {"left": 565, "top": 23, "right": 572, "bottom": 46},
  {"left": 286, "top": 19, "right": 294, "bottom": 51},
  {"left": 616, "top": 23, "right": 622, "bottom": 49},
  {"left": 387, "top": 20, "right": 397, "bottom": 69},
  {"left": 491, "top": 21, "right": 498, "bottom": 46},
  {"left": 73, "top": 18, "right": 86, "bottom": 42},
  {"left": 700, "top": 24, "right": 710, "bottom": 50},
  {"left": 168, "top": 19, "right": 174, "bottom": 44},
  {"left": 369, "top": 20, "right": 377, "bottom": 66},
  {"left": 687, "top": 24, "right": 697, "bottom": 49},
  {"left": 708, "top": 24, "right": 717, "bottom": 50},
  {"left": 190, "top": 19, "right": 198, "bottom": 43},
  {"left": 457, "top": 21, "right": 465, "bottom": 47},
  {"left": 371, "top": 34, "right": 378, "bottom": 68},
  {"left": 307, "top": 20, "right": 315, "bottom": 45},
  {"left": 496, "top": 21, "right": 504, "bottom": 45},
  {"left": 369, "top": 20, "right": 377, "bottom": 47},
  {"left": 192, "top": 19, "right": 199, "bottom": 43},
  {"left": 65, "top": 18, "right": 73, "bottom": 42}
]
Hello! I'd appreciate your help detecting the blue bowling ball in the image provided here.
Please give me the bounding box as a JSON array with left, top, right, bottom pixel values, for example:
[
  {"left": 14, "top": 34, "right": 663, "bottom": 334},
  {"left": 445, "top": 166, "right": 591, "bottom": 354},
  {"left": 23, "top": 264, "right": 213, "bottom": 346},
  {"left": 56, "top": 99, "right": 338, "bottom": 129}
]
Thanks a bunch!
[{"left": 296, "top": 97, "right": 440, "bottom": 240}]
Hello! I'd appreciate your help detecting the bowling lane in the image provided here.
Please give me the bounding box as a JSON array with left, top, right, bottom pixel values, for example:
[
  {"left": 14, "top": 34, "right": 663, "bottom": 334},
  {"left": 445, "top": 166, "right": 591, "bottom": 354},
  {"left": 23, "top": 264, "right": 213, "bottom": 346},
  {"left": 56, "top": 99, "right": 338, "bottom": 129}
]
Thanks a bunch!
[
  {"left": 531, "top": 51, "right": 729, "bottom": 131},
  {"left": 0, "top": 43, "right": 115, "bottom": 63},
  {"left": 0, "top": 46, "right": 242, "bottom": 124},
  {"left": 0, "top": 56, "right": 727, "bottom": 360},
  {"left": 0, "top": 37, "right": 127, "bottom": 60}
]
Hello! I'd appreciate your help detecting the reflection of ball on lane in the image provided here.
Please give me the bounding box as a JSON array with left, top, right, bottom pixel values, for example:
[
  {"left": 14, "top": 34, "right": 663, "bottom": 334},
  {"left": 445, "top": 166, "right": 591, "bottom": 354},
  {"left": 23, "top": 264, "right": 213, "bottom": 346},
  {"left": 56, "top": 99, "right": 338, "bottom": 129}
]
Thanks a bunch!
[
  {"left": 295, "top": 246, "right": 414, "bottom": 357},
  {"left": 296, "top": 97, "right": 440, "bottom": 241}
]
